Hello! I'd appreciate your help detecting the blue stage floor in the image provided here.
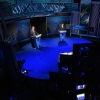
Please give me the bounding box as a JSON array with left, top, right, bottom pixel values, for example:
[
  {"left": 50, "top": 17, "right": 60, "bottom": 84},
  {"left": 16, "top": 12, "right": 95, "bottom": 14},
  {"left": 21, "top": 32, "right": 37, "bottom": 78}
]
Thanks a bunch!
[{"left": 15, "top": 37, "right": 92, "bottom": 79}]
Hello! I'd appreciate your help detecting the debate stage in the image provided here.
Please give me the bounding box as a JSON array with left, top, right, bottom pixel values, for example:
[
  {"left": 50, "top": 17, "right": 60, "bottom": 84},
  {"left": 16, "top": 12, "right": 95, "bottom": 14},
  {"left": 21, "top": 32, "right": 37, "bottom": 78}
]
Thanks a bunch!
[{"left": 15, "top": 36, "right": 92, "bottom": 79}]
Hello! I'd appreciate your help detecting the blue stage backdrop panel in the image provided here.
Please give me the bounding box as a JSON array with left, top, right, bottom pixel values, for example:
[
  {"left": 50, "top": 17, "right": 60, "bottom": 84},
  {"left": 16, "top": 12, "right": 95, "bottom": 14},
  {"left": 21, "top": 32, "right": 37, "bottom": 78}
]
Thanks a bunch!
[
  {"left": 89, "top": 3, "right": 100, "bottom": 36},
  {"left": 32, "top": 0, "right": 45, "bottom": 3},
  {"left": 46, "top": 16, "right": 70, "bottom": 34},
  {"left": 71, "top": 12, "right": 80, "bottom": 34},
  {"left": 80, "top": 0, "right": 91, "bottom": 26},
  {"left": 6, "top": 19, "right": 30, "bottom": 42},
  {"left": 62, "top": 3, "right": 72, "bottom": 12},
  {"left": 79, "top": 0, "right": 92, "bottom": 35},
  {"left": 72, "top": 3, "right": 79, "bottom": 12}
]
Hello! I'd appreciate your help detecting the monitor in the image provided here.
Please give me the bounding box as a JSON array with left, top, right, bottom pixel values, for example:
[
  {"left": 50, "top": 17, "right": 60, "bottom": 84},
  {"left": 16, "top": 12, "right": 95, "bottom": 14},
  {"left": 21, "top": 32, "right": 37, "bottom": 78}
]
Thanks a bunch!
[
  {"left": 77, "top": 93, "right": 85, "bottom": 100},
  {"left": 76, "top": 84, "right": 86, "bottom": 90}
]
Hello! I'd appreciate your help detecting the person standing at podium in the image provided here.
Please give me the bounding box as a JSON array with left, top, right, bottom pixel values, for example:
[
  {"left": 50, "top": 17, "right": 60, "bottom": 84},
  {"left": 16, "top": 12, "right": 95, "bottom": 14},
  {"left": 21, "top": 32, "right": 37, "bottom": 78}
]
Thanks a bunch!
[
  {"left": 30, "top": 26, "right": 41, "bottom": 49},
  {"left": 30, "top": 26, "right": 38, "bottom": 37},
  {"left": 59, "top": 23, "right": 66, "bottom": 31},
  {"left": 59, "top": 23, "right": 66, "bottom": 42}
]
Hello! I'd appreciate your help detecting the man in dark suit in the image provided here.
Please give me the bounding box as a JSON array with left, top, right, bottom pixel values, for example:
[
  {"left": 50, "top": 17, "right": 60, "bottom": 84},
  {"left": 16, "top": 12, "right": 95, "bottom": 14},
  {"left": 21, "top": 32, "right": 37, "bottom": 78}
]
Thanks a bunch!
[
  {"left": 59, "top": 23, "right": 66, "bottom": 31},
  {"left": 30, "top": 26, "right": 38, "bottom": 37},
  {"left": 30, "top": 26, "right": 41, "bottom": 49},
  {"left": 30, "top": 26, "right": 38, "bottom": 48}
]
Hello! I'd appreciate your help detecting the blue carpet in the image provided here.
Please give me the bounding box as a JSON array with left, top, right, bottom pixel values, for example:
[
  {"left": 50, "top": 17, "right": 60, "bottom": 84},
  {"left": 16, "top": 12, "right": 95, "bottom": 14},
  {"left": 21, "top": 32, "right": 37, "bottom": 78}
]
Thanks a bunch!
[{"left": 16, "top": 37, "right": 92, "bottom": 79}]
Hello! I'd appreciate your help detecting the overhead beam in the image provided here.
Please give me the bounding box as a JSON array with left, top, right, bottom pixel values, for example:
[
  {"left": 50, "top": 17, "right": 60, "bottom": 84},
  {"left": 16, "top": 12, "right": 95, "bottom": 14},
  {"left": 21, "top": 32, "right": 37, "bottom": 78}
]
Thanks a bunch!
[{"left": 24, "top": 3, "right": 31, "bottom": 13}]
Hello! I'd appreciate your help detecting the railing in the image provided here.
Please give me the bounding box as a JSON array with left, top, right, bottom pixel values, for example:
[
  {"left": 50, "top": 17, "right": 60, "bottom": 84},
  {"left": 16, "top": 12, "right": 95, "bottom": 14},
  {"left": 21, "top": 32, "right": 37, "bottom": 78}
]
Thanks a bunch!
[{"left": 4, "top": 34, "right": 16, "bottom": 44}]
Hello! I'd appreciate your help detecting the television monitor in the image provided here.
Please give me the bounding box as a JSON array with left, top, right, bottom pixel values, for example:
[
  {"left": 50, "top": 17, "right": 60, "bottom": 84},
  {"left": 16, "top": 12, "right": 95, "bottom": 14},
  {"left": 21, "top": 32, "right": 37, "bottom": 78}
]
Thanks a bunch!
[
  {"left": 77, "top": 93, "right": 85, "bottom": 100},
  {"left": 76, "top": 84, "right": 86, "bottom": 90}
]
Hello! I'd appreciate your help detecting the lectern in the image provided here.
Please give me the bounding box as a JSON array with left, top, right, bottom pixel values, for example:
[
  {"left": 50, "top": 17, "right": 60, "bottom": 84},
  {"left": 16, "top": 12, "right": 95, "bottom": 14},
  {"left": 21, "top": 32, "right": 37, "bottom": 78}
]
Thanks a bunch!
[
  {"left": 31, "top": 34, "right": 42, "bottom": 49},
  {"left": 58, "top": 30, "right": 67, "bottom": 41}
]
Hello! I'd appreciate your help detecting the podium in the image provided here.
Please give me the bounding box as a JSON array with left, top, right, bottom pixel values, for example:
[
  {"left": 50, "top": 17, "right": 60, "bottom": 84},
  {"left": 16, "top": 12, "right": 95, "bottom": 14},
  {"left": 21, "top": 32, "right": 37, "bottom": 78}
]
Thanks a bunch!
[
  {"left": 58, "top": 30, "right": 67, "bottom": 41},
  {"left": 31, "top": 34, "right": 42, "bottom": 49}
]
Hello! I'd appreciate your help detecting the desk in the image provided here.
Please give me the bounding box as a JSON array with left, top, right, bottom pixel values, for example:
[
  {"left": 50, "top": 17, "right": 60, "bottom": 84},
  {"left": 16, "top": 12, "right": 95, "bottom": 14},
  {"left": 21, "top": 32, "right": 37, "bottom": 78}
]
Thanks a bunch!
[{"left": 70, "top": 25, "right": 94, "bottom": 37}]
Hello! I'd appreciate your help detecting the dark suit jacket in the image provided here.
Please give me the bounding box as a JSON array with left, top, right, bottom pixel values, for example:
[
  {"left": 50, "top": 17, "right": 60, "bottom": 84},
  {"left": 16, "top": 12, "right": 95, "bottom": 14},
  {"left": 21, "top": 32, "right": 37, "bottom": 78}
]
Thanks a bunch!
[
  {"left": 59, "top": 26, "right": 66, "bottom": 31},
  {"left": 30, "top": 30, "right": 38, "bottom": 37}
]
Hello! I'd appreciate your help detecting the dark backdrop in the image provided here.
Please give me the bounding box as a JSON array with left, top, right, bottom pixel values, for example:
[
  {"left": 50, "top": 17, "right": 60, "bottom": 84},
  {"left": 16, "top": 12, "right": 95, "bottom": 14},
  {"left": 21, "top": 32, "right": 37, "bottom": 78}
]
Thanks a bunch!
[{"left": 30, "top": 17, "right": 46, "bottom": 36}]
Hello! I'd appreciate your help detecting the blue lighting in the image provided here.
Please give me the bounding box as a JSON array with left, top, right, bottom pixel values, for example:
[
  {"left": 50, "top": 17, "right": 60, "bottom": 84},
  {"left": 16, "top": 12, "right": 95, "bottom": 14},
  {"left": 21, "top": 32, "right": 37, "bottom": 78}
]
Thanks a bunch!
[{"left": 16, "top": 37, "right": 92, "bottom": 79}]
